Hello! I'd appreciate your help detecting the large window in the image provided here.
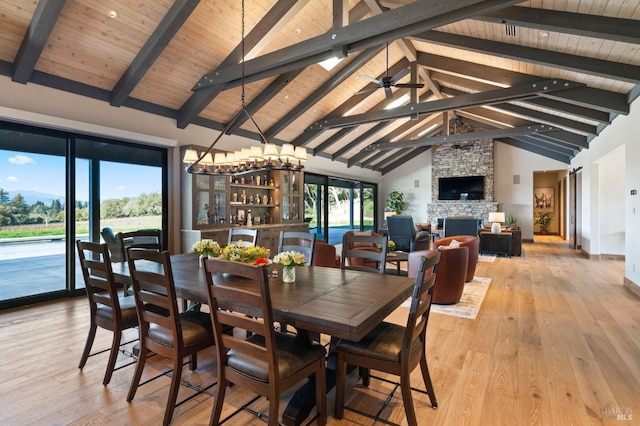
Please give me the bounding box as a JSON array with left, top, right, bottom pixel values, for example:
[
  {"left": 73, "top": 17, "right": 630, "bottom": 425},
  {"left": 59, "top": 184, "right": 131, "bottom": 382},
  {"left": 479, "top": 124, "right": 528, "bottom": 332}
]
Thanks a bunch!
[
  {"left": 304, "top": 173, "right": 378, "bottom": 245},
  {"left": 0, "top": 122, "right": 167, "bottom": 310}
]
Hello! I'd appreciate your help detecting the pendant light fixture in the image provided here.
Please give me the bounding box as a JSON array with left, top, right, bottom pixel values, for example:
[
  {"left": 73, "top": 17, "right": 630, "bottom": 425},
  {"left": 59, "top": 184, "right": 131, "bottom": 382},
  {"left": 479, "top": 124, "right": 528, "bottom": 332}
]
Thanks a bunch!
[{"left": 183, "top": 0, "right": 307, "bottom": 176}]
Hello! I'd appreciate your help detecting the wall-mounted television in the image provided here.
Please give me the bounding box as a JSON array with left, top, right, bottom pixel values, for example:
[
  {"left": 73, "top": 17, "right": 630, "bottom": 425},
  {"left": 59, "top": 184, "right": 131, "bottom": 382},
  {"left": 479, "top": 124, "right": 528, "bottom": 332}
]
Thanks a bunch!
[{"left": 438, "top": 176, "right": 484, "bottom": 200}]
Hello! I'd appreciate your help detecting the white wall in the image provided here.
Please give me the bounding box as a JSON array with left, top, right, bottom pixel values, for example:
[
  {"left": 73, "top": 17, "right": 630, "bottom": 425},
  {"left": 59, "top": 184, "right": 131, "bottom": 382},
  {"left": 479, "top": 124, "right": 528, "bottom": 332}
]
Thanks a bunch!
[
  {"left": 571, "top": 96, "right": 640, "bottom": 288},
  {"left": 597, "top": 145, "right": 625, "bottom": 256},
  {"left": 380, "top": 150, "right": 432, "bottom": 224}
]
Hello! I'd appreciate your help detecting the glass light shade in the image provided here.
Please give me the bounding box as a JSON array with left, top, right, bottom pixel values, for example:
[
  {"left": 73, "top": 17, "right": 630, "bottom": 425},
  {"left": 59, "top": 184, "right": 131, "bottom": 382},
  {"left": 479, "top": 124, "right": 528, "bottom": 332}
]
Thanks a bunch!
[
  {"left": 213, "top": 152, "right": 227, "bottom": 165},
  {"left": 248, "top": 145, "right": 264, "bottom": 161},
  {"left": 263, "top": 143, "right": 280, "bottom": 161},
  {"left": 201, "top": 152, "right": 214, "bottom": 166},
  {"left": 182, "top": 149, "right": 199, "bottom": 163},
  {"left": 294, "top": 146, "right": 308, "bottom": 162},
  {"left": 279, "top": 143, "right": 296, "bottom": 163}
]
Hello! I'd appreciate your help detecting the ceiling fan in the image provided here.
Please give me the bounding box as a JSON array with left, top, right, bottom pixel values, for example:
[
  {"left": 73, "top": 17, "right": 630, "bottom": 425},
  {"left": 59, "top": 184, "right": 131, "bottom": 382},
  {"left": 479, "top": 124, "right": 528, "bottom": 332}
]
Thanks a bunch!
[{"left": 354, "top": 43, "right": 424, "bottom": 99}]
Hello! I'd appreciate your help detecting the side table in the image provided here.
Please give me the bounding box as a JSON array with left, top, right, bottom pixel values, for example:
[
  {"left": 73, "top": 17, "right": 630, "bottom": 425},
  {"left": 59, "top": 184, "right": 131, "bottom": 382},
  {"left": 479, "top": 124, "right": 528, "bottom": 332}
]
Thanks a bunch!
[{"left": 479, "top": 231, "right": 512, "bottom": 257}]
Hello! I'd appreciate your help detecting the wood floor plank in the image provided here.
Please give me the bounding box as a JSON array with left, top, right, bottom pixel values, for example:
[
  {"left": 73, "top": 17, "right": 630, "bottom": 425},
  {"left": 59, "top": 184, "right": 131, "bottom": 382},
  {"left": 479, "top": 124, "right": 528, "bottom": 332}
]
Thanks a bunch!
[{"left": 1, "top": 236, "right": 638, "bottom": 425}]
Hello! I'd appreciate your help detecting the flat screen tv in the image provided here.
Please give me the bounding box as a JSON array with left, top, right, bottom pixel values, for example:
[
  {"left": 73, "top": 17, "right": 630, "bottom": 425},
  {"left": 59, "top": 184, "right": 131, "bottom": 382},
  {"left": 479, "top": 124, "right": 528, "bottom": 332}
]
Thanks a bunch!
[{"left": 439, "top": 176, "right": 484, "bottom": 200}]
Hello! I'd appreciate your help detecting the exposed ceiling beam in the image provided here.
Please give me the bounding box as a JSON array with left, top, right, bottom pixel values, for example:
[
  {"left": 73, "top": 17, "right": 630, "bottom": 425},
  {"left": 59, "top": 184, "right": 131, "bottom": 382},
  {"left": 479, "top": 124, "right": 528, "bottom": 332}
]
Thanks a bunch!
[
  {"left": 380, "top": 147, "right": 430, "bottom": 174},
  {"left": 177, "top": 0, "right": 308, "bottom": 129},
  {"left": 12, "top": 0, "right": 66, "bottom": 84},
  {"left": 192, "top": 0, "right": 522, "bottom": 91},
  {"left": 264, "top": 46, "right": 383, "bottom": 140},
  {"left": 332, "top": 121, "right": 392, "bottom": 159},
  {"left": 431, "top": 70, "right": 611, "bottom": 124},
  {"left": 371, "top": 124, "right": 556, "bottom": 150},
  {"left": 415, "top": 51, "right": 629, "bottom": 114},
  {"left": 308, "top": 79, "right": 583, "bottom": 130},
  {"left": 498, "top": 137, "right": 571, "bottom": 163},
  {"left": 226, "top": 70, "right": 303, "bottom": 134},
  {"left": 413, "top": 31, "right": 640, "bottom": 85},
  {"left": 290, "top": 58, "right": 411, "bottom": 146},
  {"left": 111, "top": 0, "right": 200, "bottom": 107},
  {"left": 439, "top": 86, "right": 598, "bottom": 135},
  {"left": 476, "top": 6, "right": 640, "bottom": 44}
]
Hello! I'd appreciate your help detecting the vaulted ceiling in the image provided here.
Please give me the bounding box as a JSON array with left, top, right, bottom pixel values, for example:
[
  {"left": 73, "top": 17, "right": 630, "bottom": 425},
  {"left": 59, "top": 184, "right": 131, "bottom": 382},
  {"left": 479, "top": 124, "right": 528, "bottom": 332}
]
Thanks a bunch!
[{"left": 1, "top": 0, "right": 639, "bottom": 174}]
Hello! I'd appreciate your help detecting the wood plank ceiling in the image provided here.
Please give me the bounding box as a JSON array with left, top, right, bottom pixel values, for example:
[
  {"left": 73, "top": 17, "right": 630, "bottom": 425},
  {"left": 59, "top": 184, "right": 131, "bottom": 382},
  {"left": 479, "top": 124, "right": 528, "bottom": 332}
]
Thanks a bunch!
[{"left": 1, "top": 0, "right": 639, "bottom": 173}]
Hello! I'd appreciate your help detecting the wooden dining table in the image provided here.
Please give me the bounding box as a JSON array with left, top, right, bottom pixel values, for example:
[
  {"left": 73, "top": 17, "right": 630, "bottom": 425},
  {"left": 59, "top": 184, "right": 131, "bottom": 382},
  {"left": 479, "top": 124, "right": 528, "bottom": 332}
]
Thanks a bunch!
[{"left": 112, "top": 252, "right": 415, "bottom": 424}]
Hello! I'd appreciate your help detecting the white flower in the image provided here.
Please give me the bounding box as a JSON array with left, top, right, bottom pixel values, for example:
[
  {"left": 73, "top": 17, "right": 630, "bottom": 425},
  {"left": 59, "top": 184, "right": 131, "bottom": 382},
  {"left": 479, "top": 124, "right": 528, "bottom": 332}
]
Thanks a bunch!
[
  {"left": 273, "top": 250, "right": 306, "bottom": 268},
  {"left": 192, "top": 239, "right": 221, "bottom": 257}
]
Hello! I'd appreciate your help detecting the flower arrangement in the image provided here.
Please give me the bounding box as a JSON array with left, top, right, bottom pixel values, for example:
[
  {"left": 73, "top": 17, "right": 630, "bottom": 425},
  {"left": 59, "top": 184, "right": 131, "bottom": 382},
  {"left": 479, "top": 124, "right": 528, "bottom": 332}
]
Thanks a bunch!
[
  {"left": 192, "top": 239, "right": 221, "bottom": 257},
  {"left": 219, "top": 240, "right": 270, "bottom": 264},
  {"left": 377, "top": 240, "right": 397, "bottom": 251},
  {"left": 273, "top": 251, "right": 307, "bottom": 268}
]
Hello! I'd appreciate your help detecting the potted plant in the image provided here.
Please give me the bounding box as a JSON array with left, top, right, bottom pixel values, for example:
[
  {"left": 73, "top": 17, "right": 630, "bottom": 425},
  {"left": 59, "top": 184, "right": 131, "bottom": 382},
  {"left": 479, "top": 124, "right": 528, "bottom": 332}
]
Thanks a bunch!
[
  {"left": 385, "top": 190, "right": 406, "bottom": 215},
  {"left": 535, "top": 212, "right": 553, "bottom": 234},
  {"left": 505, "top": 212, "right": 517, "bottom": 226}
]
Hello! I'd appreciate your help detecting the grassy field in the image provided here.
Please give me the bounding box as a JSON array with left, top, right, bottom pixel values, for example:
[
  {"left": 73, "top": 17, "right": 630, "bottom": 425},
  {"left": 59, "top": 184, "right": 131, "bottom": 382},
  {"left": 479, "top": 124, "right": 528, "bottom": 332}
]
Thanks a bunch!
[{"left": 0, "top": 216, "right": 162, "bottom": 239}]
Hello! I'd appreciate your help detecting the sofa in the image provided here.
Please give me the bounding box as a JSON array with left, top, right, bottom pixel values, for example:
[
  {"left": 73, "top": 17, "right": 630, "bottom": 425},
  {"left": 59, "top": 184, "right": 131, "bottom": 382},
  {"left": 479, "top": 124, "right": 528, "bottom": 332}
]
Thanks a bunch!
[{"left": 434, "top": 235, "right": 479, "bottom": 282}]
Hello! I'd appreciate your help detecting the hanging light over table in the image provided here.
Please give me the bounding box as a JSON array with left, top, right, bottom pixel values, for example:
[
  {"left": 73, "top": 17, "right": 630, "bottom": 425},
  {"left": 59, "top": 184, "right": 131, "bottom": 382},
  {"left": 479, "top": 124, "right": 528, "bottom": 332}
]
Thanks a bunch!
[{"left": 182, "top": 0, "right": 307, "bottom": 176}]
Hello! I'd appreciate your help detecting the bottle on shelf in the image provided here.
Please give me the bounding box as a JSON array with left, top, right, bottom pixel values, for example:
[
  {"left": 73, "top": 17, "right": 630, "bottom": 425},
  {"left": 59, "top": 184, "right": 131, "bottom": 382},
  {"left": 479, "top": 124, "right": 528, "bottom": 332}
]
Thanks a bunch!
[{"left": 247, "top": 210, "right": 252, "bottom": 226}]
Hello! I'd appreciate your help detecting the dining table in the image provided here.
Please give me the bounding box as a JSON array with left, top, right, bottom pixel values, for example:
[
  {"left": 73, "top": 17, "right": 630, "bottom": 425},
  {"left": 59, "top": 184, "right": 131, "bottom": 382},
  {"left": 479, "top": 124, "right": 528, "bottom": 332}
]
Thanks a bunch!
[{"left": 112, "top": 252, "right": 415, "bottom": 425}]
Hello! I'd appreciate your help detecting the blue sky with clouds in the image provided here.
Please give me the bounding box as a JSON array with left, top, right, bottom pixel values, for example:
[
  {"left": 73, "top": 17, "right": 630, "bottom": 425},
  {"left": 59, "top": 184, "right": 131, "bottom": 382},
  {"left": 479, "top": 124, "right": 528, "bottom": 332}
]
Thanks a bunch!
[{"left": 0, "top": 150, "right": 160, "bottom": 201}]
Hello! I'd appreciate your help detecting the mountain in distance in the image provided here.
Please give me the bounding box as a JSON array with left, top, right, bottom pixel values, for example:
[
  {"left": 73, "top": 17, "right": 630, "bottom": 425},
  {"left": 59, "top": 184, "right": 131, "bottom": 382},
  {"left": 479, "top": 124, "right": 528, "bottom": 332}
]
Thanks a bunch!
[{"left": 6, "top": 190, "right": 65, "bottom": 206}]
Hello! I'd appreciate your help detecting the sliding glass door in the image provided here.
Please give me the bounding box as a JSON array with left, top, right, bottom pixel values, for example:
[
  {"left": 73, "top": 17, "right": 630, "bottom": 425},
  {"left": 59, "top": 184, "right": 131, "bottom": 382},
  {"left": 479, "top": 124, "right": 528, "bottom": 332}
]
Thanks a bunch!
[
  {"left": 304, "top": 173, "right": 378, "bottom": 245},
  {"left": 0, "top": 123, "right": 167, "bottom": 310}
]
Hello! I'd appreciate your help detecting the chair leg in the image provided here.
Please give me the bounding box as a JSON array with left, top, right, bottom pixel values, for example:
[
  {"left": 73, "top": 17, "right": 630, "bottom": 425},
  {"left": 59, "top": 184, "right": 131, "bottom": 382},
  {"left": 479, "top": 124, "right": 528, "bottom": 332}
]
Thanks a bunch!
[
  {"left": 334, "top": 352, "right": 346, "bottom": 419},
  {"left": 209, "top": 379, "right": 228, "bottom": 426},
  {"left": 268, "top": 391, "right": 280, "bottom": 426},
  {"left": 163, "top": 356, "right": 183, "bottom": 426},
  {"left": 127, "top": 346, "right": 148, "bottom": 402},
  {"left": 400, "top": 369, "right": 418, "bottom": 426},
  {"left": 359, "top": 366, "right": 370, "bottom": 387},
  {"left": 103, "top": 329, "right": 122, "bottom": 385},
  {"left": 78, "top": 322, "right": 97, "bottom": 369},
  {"left": 314, "top": 361, "right": 327, "bottom": 425},
  {"left": 189, "top": 353, "right": 197, "bottom": 370},
  {"left": 420, "top": 355, "right": 438, "bottom": 409}
]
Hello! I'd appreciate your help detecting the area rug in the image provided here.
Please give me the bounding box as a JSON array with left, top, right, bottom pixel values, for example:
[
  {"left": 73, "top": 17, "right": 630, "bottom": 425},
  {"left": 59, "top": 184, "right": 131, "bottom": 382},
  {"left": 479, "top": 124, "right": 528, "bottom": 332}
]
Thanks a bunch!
[
  {"left": 479, "top": 254, "right": 496, "bottom": 262},
  {"left": 402, "top": 276, "right": 491, "bottom": 320}
]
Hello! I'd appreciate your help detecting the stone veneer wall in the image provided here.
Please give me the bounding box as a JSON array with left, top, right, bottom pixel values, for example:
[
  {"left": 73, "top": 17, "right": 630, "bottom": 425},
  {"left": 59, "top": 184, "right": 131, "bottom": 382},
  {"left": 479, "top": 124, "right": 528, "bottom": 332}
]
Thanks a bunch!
[{"left": 428, "top": 137, "right": 498, "bottom": 220}]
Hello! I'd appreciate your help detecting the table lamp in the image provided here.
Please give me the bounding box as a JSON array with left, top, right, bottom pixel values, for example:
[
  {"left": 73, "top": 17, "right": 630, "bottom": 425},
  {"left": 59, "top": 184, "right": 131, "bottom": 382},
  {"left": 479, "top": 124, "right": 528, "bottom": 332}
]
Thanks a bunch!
[{"left": 488, "top": 212, "right": 505, "bottom": 234}]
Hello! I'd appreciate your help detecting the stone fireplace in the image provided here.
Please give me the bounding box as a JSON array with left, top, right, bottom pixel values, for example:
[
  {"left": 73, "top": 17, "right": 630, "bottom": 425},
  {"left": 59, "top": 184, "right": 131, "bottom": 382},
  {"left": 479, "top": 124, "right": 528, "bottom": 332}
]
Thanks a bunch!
[{"left": 427, "top": 135, "right": 498, "bottom": 222}]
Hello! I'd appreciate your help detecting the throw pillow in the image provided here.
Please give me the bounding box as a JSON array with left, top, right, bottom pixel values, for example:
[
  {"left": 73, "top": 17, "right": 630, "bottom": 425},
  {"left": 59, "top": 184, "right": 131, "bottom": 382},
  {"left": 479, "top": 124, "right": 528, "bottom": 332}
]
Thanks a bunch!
[{"left": 351, "top": 230, "right": 373, "bottom": 247}]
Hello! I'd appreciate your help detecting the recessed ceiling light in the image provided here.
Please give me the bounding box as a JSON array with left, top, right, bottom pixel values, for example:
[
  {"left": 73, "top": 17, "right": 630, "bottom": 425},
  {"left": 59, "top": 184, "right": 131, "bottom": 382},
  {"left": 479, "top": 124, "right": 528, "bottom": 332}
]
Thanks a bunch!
[
  {"left": 294, "top": 28, "right": 301, "bottom": 35},
  {"left": 540, "top": 31, "right": 549, "bottom": 37},
  {"left": 108, "top": 10, "right": 118, "bottom": 18}
]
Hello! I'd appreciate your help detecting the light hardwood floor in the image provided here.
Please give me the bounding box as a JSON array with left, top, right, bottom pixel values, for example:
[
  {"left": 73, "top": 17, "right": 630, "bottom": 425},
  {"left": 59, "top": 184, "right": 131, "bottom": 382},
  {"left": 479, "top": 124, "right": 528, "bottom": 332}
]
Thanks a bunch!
[{"left": 1, "top": 236, "right": 638, "bottom": 425}]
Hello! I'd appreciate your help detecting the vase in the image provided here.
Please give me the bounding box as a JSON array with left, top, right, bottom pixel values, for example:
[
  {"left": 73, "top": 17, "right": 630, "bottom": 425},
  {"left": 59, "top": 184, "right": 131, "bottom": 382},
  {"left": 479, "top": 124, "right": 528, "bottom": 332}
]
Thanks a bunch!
[
  {"left": 199, "top": 255, "right": 205, "bottom": 267},
  {"left": 282, "top": 266, "right": 295, "bottom": 283}
]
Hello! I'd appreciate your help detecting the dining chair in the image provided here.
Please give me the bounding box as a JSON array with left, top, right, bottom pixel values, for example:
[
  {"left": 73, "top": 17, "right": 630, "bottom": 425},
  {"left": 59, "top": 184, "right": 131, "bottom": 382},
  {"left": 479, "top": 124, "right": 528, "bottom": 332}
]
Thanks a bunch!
[
  {"left": 76, "top": 240, "right": 139, "bottom": 385},
  {"left": 341, "top": 232, "right": 388, "bottom": 274},
  {"left": 228, "top": 228, "right": 258, "bottom": 246},
  {"left": 334, "top": 250, "right": 441, "bottom": 426},
  {"left": 117, "top": 229, "right": 163, "bottom": 260},
  {"left": 277, "top": 231, "right": 316, "bottom": 266},
  {"left": 126, "top": 248, "right": 214, "bottom": 426},
  {"left": 203, "top": 258, "right": 327, "bottom": 426}
]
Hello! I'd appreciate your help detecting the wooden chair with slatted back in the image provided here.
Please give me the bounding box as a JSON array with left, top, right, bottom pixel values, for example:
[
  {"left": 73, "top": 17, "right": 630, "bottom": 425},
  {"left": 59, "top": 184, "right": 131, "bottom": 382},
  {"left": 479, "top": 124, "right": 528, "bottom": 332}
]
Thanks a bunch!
[
  {"left": 76, "top": 240, "right": 138, "bottom": 385},
  {"left": 227, "top": 228, "right": 258, "bottom": 246},
  {"left": 340, "top": 233, "right": 388, "bottom": 274},
  {"left": 203, "top": 258, "right": 327, "bottom": 426},
  {"left": 277, "top": 231, "right": 316, "bottom": 266},
  {"left": 126, "top": 248, "right": 214, "bottom": 426},
  {"left": 334, "top": 251, "right": 441, "bottom": 426},
  {"left": 117, "top": 229, "right": 163, "bottom": 261}
]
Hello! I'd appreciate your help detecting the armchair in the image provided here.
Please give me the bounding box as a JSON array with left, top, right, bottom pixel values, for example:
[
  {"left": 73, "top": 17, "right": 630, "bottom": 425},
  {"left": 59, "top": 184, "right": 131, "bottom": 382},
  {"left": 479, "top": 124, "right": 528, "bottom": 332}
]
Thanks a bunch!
[
  {"left": 434, "top": 235, "right": 479, "bottom": 282},
  {"left": 386, "top": 215, "right": 431, "bottom": 252}
]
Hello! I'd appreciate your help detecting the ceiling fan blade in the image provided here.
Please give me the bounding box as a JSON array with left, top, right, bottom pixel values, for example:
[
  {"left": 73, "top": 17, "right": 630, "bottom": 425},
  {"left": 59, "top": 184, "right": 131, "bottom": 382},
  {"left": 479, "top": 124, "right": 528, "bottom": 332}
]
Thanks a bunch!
[
  {"left": 390, "top": 68, "right": 410, "bottom": 84},
  {"left": 395, "top": 83, "right": 425, "bottom": 89},
  {"left": 384, "top": 87, "right": 393, "bottom": 100},
  {"left": 358, "top": 75, "right": 382, "bottom": 84},
  {"left": 354, "top": 87, "right": 380, "bottom": 96}
]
